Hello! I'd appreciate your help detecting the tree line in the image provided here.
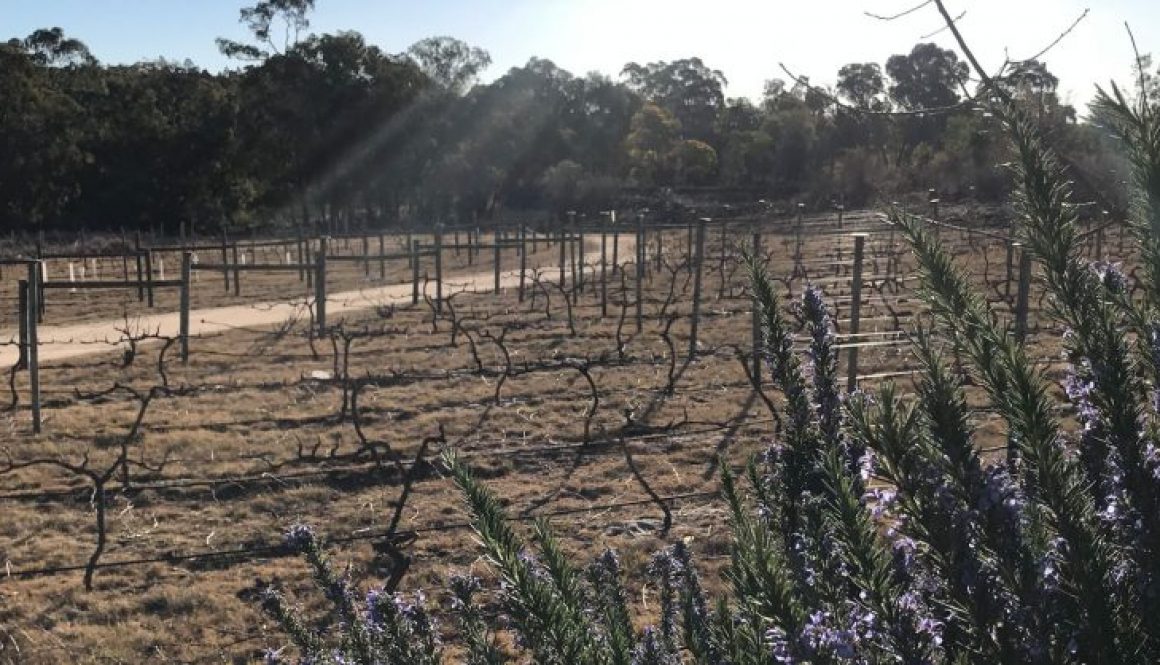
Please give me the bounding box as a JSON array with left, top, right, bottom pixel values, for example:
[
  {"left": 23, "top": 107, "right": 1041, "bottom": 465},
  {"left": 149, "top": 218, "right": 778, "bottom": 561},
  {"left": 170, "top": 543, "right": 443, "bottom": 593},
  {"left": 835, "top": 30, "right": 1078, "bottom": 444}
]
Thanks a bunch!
[{"left": 0, "top": 0, "right": 1142, "bottom": 234}]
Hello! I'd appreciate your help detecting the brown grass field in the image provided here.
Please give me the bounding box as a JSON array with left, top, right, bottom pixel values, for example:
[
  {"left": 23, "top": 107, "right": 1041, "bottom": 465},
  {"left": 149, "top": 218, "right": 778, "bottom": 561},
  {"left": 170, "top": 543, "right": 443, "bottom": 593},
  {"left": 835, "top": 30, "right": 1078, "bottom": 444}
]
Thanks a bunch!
[{"left": 0, "top": 209, "right": 1124, "bottom": 663}]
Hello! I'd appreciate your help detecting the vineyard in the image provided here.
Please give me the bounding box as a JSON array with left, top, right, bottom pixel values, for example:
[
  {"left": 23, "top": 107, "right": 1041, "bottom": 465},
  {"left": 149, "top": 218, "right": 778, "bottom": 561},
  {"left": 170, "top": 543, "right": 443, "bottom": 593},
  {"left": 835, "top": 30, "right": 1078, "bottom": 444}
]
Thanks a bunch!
[{"left": 0, "top": 207, "right": 1128, "bottom": 662}]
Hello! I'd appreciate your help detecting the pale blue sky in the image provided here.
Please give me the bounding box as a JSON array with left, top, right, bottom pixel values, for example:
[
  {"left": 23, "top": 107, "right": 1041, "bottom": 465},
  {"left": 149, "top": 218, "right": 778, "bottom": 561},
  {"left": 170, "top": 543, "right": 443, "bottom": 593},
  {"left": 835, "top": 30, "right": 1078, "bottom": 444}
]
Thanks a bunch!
[{"left": 6, "top": 1, "right": 1158, "bottom": 111}]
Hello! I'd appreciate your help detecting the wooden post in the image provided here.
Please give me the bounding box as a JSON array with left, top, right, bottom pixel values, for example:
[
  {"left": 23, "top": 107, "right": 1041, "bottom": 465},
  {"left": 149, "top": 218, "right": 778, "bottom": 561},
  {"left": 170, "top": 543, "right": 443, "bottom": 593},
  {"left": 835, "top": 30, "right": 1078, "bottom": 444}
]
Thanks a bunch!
[
  {"left": 411, "top": 240, "right": 421, "bottom": 305},
  {"left": 577, "top": 223, "right": 586, "bottom": 293},
  {"left": 751, "top": 233, "right": 762, "bottom": 380},
  {"left": 378, "top": 233, "right": 386, "bottom": 280},
  {"left": 305, "top": 241, "right": 314, "bottom": 289},
  {"left": 180, "top": 252, "right": 192, "bottom": 364},
  {"left": 1004, "top": 238, "right": 1016, "bottom": 302},
  {"left": 846, "top": 233, "right": 867, "bottom": 393},
  {"left": 434, "top": 225, "right": 444, "bottom": 313},
  {"left": 568, "top": 212, "right": 578, "bottom": 295},
  {"left": 689, "top": 219, "right": 707, "bottom": 356},
  {"left": 232, "top": 242, "right": 241, "bottom": 296},
  {"left": 315, "top": 236, "right": 328, "bottom": 333},
  {"left": 612, "top": 225, "right": 620, "bottom": 276},
  {"left": 301, "top": 229, "right": 310, "bottom": 280},
  {"left": 145, "top": 250, "right": 155, "bottom": 308},
  {"left": 718, "top": 221, "right": 727, "bottom": 299},
  {"left": 636, "top": 213, "right": 645, "bottom": 333},
  {"left": 362, "top": 235, "right": 370, "bottom": 277},
  {"left": 120, "top": 228, "right": 130, "bottom": 283},
  {"left": 494, "top": 236, "right": 502, "bottom": 292},
  {"left": 26, "top": 262, "right": 41, "bottom": 434},
  {"left": 558, "top": 220, "right": 567, "bottom": 287},
  {"left": 221, "top": 230, "right": 230, "bottom": 292},
  {"left": 519, "top": 226, "right": 527, "bottom": 302},
  {"left": 654, "top": 226, "right": 663, "bottom": 274},
  {"left": 600, "top": 228, "right": 608, "bottom": 317},
  {"left": 135, "top": 231, "right": 145, "bottom": 302},
  {"left": 1015, "top": 246, "right": 1032, "bottom": 341},
  {"left": 17, "top": 280, "right": 28, "bottom": 370}
]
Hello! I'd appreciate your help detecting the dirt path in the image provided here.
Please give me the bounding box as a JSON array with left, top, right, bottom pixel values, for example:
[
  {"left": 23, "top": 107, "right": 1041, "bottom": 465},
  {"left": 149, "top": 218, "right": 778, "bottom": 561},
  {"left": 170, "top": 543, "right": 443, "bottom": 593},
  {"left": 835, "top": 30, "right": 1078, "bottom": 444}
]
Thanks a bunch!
[{"left": 0, "top": 239, "right": 630, "bottom": 367}]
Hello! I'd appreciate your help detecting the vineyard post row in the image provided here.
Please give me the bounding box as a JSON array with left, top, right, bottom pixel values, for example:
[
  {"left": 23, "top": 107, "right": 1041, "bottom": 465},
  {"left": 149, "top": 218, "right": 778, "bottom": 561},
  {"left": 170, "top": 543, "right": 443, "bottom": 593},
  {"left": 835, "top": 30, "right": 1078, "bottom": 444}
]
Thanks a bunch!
[{"left": 4, "top": 211, "right": 1044, "bottom": 435}]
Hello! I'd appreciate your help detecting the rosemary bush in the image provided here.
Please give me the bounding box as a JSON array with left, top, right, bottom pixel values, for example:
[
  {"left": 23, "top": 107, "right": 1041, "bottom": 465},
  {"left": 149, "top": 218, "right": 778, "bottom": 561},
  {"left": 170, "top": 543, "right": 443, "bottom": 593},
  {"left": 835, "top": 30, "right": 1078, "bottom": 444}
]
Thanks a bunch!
[{"left": 261, "top": 91, "right": 1160, "bottom": 664}]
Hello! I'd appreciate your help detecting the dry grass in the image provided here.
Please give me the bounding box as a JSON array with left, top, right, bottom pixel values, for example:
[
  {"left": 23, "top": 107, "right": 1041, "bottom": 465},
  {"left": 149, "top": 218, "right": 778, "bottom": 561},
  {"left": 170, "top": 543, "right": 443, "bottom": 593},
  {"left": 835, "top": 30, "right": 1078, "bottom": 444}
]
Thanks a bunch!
[{"left": 0, "top": 209, "right": 1125, "bottom": 663}]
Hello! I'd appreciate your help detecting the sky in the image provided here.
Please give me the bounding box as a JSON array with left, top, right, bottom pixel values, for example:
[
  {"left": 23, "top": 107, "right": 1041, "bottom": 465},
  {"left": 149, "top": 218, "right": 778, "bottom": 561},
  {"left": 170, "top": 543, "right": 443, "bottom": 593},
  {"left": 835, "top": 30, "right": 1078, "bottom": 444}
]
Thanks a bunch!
[{"left": 6, "top": 1, "right": 1159, "bottom": 113}]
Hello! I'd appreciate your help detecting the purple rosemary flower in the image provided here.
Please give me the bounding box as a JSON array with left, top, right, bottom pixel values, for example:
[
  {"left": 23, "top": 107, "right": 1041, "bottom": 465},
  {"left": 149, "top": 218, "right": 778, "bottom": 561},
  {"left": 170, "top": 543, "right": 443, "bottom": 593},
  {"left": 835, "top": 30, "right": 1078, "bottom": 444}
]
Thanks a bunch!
[
  {"left": 631, "top": 626, "right": 680, "bottom": 665},
  {"left": 283, "top": 523, "right": 316, "bottom": 552},
  {"left": 892, "top": 535, "right": 919, "bottom": 573},
  {"left": 765, "top": 626, "right": 797, "bottom": 664},
  {"left": 1039, "top": 537, "right": 1067, "bottom": 594},
  {"left": 858, "top": 449, "right": 877, "bottom": 482},
  {"left": 1149, "top": 323, "right": 1160, "bottom": 373},
  {"left": 863, "top": 487, "right": 897, "bottom": 521},
  {"left": 261, "top": 647, "right": 286, "bottom": 665},
  {"left": 799, "top": 605, "right": 874, "bottom": 661},
  {"left": 1145, "top": 444, "right": 1160, "bottom": 483},
  {"left": 800, "top": 285, "right": 844, "bottom": 447},
  {"left": 594, "top": 548, "right": 621, "bottom": 578},
  {"left": 1091, "top": 261, "right": 1127, "bottom": 294},
  {"left": 448, "top": 572, "right": 482, "bottom": 611},
  {"left": 916, "top": 616, "right": 945, "bottom": 648},
  {"left": 980, "top": 464, "right": 1025, "bottom": 518}
]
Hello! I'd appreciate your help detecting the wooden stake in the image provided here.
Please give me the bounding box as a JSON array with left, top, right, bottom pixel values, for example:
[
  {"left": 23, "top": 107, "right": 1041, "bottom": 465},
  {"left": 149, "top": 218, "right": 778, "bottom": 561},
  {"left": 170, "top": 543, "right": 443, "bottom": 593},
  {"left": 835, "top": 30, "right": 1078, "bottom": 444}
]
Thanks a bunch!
[{"left": 846, "top": 233, "right": 866, "bottom": 392}]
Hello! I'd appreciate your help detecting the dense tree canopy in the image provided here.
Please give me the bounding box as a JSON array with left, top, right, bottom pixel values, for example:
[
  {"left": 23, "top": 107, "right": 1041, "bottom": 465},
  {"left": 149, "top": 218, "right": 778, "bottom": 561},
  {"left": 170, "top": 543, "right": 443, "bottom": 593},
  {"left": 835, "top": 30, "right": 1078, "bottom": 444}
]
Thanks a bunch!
[{"left": 0, "top": 2, "right": 1139, "bottom": 234}]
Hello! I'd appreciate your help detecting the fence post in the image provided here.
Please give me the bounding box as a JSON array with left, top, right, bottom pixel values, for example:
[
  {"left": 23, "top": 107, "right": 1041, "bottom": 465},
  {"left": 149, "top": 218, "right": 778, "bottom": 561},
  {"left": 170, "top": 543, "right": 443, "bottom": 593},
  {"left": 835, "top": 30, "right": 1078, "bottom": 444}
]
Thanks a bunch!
[
  {"left": 18, "top": 280, "right": 28, "bottom": 370},
  {"left": 751, "top": 233, "right": 762, "bottom": 380},
  {"left": 568, "top": 211, "right": 578, "bottom": 295},
  {"left": 121, "top": 228, "right": 130, "bottom": 282},
  {"left": 26, "top": 262, "right": 41, "bottom": 434},
  {"left": 297, "top": 230, "right": 306, "bottom": 282},
  {"left": 378, "top": 233, "right": 386, "bottom": 280},
  {"left": 689, "top": 219, "right": 707, "bottom": 357},
  {"left": 600, "top": 227, "right": 608, "bottom": 317},
  {"left": 180, "top": 252, "right": 192, "bottom": 364},
  {"left": 494, "top": 235, "right": 502, "bottom": 293},
  {"left": 846, "top": 233, "right": 867, "bottom": 393},
  {"left": 315, "top": 236, "right": 328, "bottom": 334},
  {"left": 718, "top": 221, "right": 727, "bottom": 299},
  {"left": 305, "top": 240, "right": 314, "bottom": 289},
  {"left": 221, "top": 230, "right": 230, "bottom": 292},
  {"left": 654, "top": 226, "right": 663, "bottom": 274},
  {"left": 362, "top": 235, "right": 370, "bottom": 277},
  {"left": 519, "top": 226, "right": 528, "bottom": 302},
  {"left": 135, "top": 231, "right": 145, "bottom": 302},
  {"left": 232, "top": 241, "right": 241, "bottom": 296},
  {"left": 636, "top": 212, "right": 645, "bottom": 333},
  {"left": 144, "top": 250, "right": 155, "bottom": 308},
  {"left": 577, "top": 222, "right": 586, "bottom": 294},
  {"left": 1015, "top": 246, "right": 1032, "bottom": 341},
  {"left": 411, "top": 240, "right": 421, "bottom": 305},
  {"left": 558, "top": 219, "right": 567, "bottom": 287},
  {"left": 434, "top": 225, "right": 444, "bottom": 313},
  {"left": 612, "top": 222, "right": 620, "bottom": 276}
]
